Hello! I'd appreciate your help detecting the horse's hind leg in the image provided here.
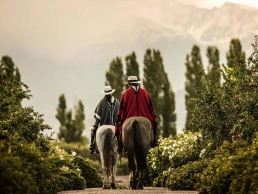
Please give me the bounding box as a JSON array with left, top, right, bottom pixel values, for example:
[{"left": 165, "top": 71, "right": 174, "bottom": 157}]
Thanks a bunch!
[
  {"left": 137, "top": 170, "right": 144, "bottom": 189},
  {"left": 128, "top": 154, "right": 137, "bottom": 189},
  {"left": 110, "top": 166, "right": 117, "bottom": 189},
  {"left": 103, "top": 168, "right": 111, "bottom": 189}
]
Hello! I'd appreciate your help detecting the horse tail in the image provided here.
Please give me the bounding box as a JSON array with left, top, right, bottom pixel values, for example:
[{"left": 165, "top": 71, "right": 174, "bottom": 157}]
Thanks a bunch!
[
  {"left": 132, "top": 119, "right": 147, "bottom": 170},
  {"left": 103, "top": 127, "right": 113, "bottom": 168}
]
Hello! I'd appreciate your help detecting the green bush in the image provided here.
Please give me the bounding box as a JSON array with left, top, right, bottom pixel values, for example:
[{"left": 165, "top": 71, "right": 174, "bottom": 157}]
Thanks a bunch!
[
  {"left": 196, "top": 138, "right": 258, "bottom": 194},
  {"left": 53, "top": 140, "right": 94, "bottom": 159},
  {"left": 0, "top": 152, "right": 37, "bottom": 194},
  {"left": 73, "top": 157, "right": 102, "bottom": 188},
  {"left": 166, "top": 159, "right": 209, "bottom": 190},
  {"left": 143, "top": 132, "right": 205, "bottom": 187}
]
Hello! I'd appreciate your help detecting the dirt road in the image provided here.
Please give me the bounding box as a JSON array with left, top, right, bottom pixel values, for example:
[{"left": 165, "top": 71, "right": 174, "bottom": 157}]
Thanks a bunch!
[
  {"left": 58, "top": 187, "right": 197, "bottom": 194},
  {"left": 58, "top": 176, "right": 197, "bottom": 194}
]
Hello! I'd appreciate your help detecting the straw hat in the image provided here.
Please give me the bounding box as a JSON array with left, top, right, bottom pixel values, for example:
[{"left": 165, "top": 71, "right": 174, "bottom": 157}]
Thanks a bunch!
[
  {"left": 101, "top": 86, "right": 115, "bottom": 95},
  {"left": 124, "top": 76, "right": 141, "bottom": 84}
]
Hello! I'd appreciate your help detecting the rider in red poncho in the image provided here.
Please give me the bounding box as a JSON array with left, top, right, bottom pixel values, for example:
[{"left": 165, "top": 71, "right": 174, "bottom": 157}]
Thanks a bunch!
[{"left": 115, "top": 76, "right": 159, "bottom": 154}]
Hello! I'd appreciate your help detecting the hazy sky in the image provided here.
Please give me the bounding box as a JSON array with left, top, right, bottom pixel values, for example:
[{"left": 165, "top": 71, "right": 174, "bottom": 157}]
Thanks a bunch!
[
  {"left": 0, "top": 0, "right": 257, "bottom": 137},
  {"left": 180, "top": 0, "right": 258, "bottom": 9},
  {"left": 1, "top": 0, "right": 257, "bottom": 56}
]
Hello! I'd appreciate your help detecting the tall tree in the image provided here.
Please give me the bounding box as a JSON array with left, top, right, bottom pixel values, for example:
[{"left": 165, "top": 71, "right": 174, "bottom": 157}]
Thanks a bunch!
[
  {"left": 206, "top": 46, "right": 220, "bottom": 83},
  {"left": 125, "top": 51, "right": 140, "bottom": 80},
  {"left": 56, "top": 94, "right": 87, "bottom": 143},
  {"left": 226, "top": 38, "right": 246, "bottom": 68},
  {"left": 105, "top": 57, "right": 124, "bottom": 100},
  {"left": 56, "top": 94, "right": 67, "bottom": 141},
  {"left": 143, "top": 49, "right": 176, "bottom": 137},
  {"left": 185, "top": 45, "right": 203, "bottom": 131},
  {"left": 161, "top": 73, "right": 177, "bottom": 137},
  {"left": 73, "top": 100, "right": 86, "bottom": 142},
  {"left": 1, "top": 56, "right": 21, "bottom": 81}
]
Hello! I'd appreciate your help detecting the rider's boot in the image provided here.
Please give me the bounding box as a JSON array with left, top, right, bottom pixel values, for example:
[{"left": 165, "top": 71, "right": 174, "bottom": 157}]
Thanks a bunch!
[
  {"left": 117, "top": 138, "right": 123, "bottom": 155},
  {"left": 90, "top": 126, "right": 99, "bottom": 155},
  {"left": 151, "top": 129, "right": 159, "bottom": 148}
]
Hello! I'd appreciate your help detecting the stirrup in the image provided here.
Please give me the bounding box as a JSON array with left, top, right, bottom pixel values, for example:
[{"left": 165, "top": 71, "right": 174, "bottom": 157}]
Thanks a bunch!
[{"left": 90, "top": 144, "right": 99, "bottom": 155}]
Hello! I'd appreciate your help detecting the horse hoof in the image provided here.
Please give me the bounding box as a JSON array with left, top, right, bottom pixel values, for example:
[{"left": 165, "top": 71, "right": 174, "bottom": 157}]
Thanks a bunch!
[
  {"left": 111, "top": 183, "right": 117, "bottom": 189},
  {"left": 103, "top": 186, "right": 111, "bottom": 189},
  {"left": 130, "top": 181, "right": 137, "bottom": 190},
  {"left": 137, "top": 185, "right": 144, "bottom": 189}
]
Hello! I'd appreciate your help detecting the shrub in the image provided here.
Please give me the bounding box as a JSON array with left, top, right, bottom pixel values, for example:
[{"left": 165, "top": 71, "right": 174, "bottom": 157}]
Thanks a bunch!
[
  {"left": 143, "top": 132, "right": 205, "bottom": 187},
  {"left": 196, "top": 137, "right": 258, "bottom": 194},
  {"left": 72, "top": 157, "right": 102, "bottom": 188},
  {"left": 166, "top": 159, "right": 209, "bottom": 190},
  {"left": 0, "top": 152, "right": 37, "bottom": 194},
  {"left": 53, "top": 140, "right": 93, "bottom": 159}
]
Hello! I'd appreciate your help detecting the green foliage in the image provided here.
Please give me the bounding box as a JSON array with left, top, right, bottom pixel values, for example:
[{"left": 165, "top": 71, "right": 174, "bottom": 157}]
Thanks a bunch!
[
  {"left": 186, "top": 38, "right": 258, "bottom": 148},
  {"left": 166, "top": 159, "right": 209, "bottom": 190},
  {"left": 105, "top": 57, "right": 124, "bottom": 99},
  {"left": 0, "top": 151, "right": 37, "bottom": 194},
  {"left": 1, "top": 56, "right": 20, "bottom": 81},
  {"left": 56, "top": 94, "right": 66, "bottom": 133},
  {"left": 74, "top": 100, "right": 85, "bottom": 141},
  {"left": 73, "top": 157, "right": 102, "bottom": 188},
  {"left": 143, "top": 49, "right": 176, "bottom": 137},
  {"left": 53, "top": 140, "right": 92, "bottom": 159},
  {"left": 206, "top": 46, "right": 220, "bottom": 83},
  {"left": 60, "top": 171, "right": 86, "bottom": 190},
  {"left": 143, "top": 132, "right": 205, "bottom": 187},
  {"left": 125, "top": 51, "right": 140, "bottom": 80},
  {"left": 161, "top": 73, "right": 177, "bottom": 137},
  {"left": 227, "top": 38, "right": 246, "bottom": 68},
  {"left": 56, "top": 94, "right": 88, "bottom": 144},
  {"left": 196, "top": 138, "right": 258, "bottom": 194},
  {"left": 185, "top": 45, "right": 204, "bottom": 130},
  {"left": 0, "top": 59, "right": 94, "bottom": 193}
]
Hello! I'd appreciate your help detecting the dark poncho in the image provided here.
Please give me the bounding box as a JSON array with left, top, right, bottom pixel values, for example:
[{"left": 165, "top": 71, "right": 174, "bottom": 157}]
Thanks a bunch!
[{"left": 94, "top": 97, "right": 119, "bottom": 127}]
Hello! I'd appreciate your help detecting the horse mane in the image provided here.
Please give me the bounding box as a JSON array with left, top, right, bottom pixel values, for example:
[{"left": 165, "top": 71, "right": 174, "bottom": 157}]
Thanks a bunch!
[
  {"left": 132, "top": 119, "right": 147, "bottom": 170},
  {"left": 103, "top": 127, "right": 113, "bottom": 168}
]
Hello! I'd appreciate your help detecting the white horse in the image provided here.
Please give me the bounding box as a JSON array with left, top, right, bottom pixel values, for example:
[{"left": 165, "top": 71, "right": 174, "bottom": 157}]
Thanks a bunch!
[{"left": 96, "top": 125, "right": 118, "bottom": 189}]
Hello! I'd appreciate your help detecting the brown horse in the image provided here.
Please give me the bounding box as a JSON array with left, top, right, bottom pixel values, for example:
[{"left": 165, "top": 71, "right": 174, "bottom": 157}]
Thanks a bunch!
[{"left": 122, "top": 116, "right": 154, "bottom": 189}]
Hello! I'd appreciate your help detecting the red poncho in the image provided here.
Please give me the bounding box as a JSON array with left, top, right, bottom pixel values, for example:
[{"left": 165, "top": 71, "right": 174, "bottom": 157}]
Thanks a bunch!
[{"left": 115, "top": 87, "right": 157, "bottom": 139}]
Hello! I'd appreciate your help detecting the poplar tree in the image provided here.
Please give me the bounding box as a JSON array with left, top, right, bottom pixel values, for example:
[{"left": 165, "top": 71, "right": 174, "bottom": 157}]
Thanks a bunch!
[
  {"left": 2, "top": 56, "right": 21, "bottom": 81},
  {"left": 143, "top": 49, "right": 176, "bottom": 137},
  {"left": 73, "top": 100, "right": 86, "bottom": 142},
  {"left": 56, "top": 94, "right": 68, "bottom": 141},
  {"left": 226, "top": 38, "right": 246, "bottom": 68},
  {"left": 125, "top": 51, "right": 140, "bottom": 80},
  {"left": 56, "top": 94, "right": 87, "bottom": 143},
  {"left": 185, "top": 45, "right": 203, "bottom": 130},
  {"left": 161, "top": 74, "right": 177, "bottom": 137},
  {"left": 206, "top": 46, "right": 220, "bottom": 83},
  {"left": 105, "top": 57, "right": 124, "bottom": 100}
]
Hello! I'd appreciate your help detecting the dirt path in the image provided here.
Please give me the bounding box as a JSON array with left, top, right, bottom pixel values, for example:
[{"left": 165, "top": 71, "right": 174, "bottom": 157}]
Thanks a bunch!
[
  {"left": 58, "top": 188, "right": 197, "bottom": 194},
  {"left": 58, "top": 176, "right": 197, "bottom": 194}
]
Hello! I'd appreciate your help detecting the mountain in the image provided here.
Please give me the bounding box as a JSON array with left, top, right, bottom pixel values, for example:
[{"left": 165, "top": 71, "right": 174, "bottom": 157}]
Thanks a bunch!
[{"left": 14, "top": 1, "right": 258, "bottom": 139}]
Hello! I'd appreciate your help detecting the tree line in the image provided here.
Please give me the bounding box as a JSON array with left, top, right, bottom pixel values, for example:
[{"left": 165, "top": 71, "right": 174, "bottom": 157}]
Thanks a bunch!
[{"left": 1, "top": 38, "right": 246, "bottom": 144}]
